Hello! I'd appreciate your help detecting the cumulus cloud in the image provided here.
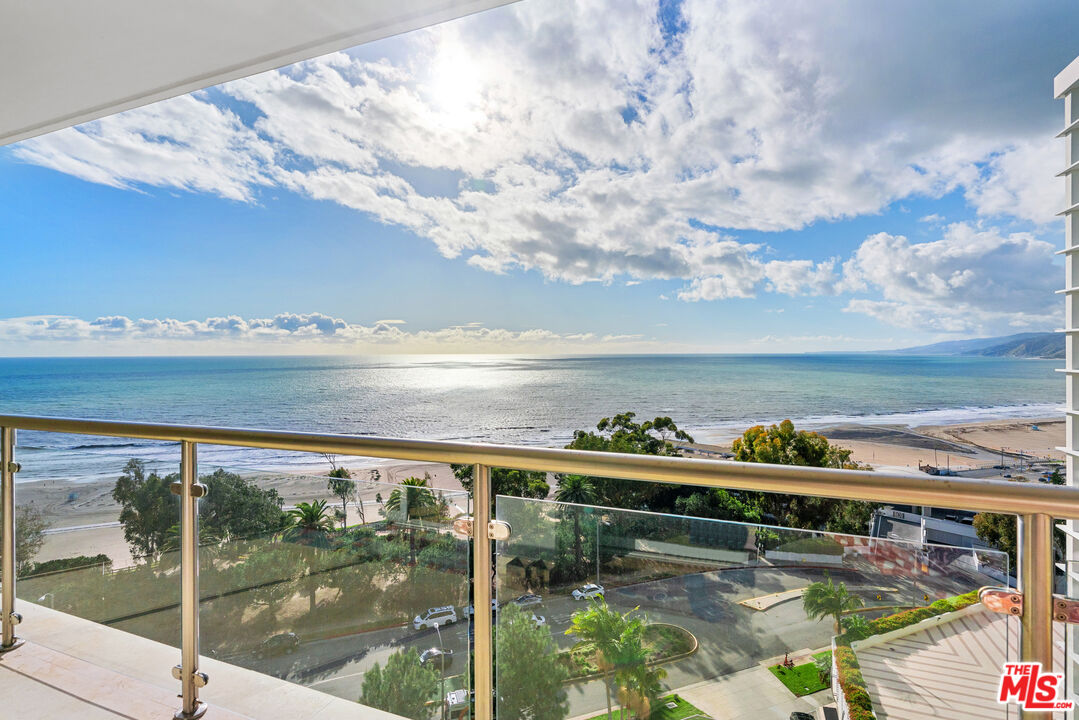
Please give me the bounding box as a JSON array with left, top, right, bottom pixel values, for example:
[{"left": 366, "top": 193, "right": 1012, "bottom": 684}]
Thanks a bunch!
[
  {"left": 841, "top": 223, "right": 1059, "bottom": 332},
  {"left": 0, "top": 313, "right": 657, "bottom": 354},
  {"left": 6, "top": 0, "right": 1070, "bottom": 330}
]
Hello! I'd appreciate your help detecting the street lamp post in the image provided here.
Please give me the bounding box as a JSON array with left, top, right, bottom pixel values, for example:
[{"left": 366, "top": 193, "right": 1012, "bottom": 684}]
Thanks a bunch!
[{"left": 434, "top": 623, "right": 447, "bottom": 720}]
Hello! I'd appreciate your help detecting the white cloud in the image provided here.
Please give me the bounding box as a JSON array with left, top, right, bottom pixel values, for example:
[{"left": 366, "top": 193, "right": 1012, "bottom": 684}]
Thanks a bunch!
[
  {"left": 841, "top": 223, "right": 1059, "bottom": 332},
  {"left": 7, "top": 0, "right": 1070, "bottom": 330},
  {"left": 0, "top": 313, "right": 658, "bottom": 355},
  {"left": 964, "top": 139, "right": 1062, "bottom": 224}
]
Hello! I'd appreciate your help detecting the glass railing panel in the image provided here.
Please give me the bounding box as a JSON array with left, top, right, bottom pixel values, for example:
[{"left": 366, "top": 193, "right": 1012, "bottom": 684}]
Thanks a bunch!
[
  {"left": 194, "top": 460, "right": 470, "bottom": 719},
  {"left": 495, "top": 493, "right": 1015, "bottom": 720},
  {"left": 10, "top": 439, "right": 183, "bottom": 694}
]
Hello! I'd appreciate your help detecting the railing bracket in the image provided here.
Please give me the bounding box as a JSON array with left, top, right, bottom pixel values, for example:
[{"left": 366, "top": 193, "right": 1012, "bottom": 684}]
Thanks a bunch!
[
  {"left": 451, "top": 517, "right": 511, "bottom": 541},
  {"left": 979, "top": 587, "right": 1023, "bottom": 616},
  {"left": 7, "top": 611, "right": 21, "bottom": 626},
  {"left": 172, "top": 664, "right": 208, "bottom": 688},
  {"left": 5, "top": 462, "right": 19, "bottom": 473},
  {"left": 170, "top": 481, "right": 207, "bottom": 498},
  {"left": 1052, "top": 594, "right": 1079, "bottom": 623}
]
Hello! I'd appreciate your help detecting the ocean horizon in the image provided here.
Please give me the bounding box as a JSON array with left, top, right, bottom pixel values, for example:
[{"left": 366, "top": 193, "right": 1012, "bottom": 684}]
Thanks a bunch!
[{"left": 0, "top": 353, "right": 1061, "bottom": 482}]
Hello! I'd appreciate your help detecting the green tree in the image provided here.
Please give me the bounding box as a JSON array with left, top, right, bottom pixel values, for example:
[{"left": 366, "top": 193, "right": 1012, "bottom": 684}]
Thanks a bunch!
[
  {"left": 327, "top": 468, "right": 356, "bottom": 530},
  {"left": 385, "top": 477, "right": 437, "bottom": 563},
  {"left": 616, "top": 636, "right": 665, "bottom": 719},
  {"left": 564, "top": 412, "right": 694, "bottom": 509},
  {"left": 285, "top": 500, "right": 335, "bottom": 542},
  {"left": 731, "top": 420, "right": 876, "bottom": 530},
  {"left": 498, "top": 603, "right": 569, "bottom": 720},
  {"left": 674, "top": 488, "right": 761, "bottom": 524},
  {"left": 802, "top": 573, "right": 863, "bottom": 635},
  {"left": 554, "top": 475, "right": 597, "bottom": 570},
  {"left": 973, "top": 512, "right": 1018, "bottom": 565},
  {"left": 360, "top": 647, "right": 438, "bottom": 719},
  {"left": 451, "top": 465, "right": 550, "bottom": 499},
  {"left": 200, "top": 468, "right": 288, "bottom": 540},
  {"left": 733, "top": 419, "right": 854, "bottom": 467},
  {"left": 6, "top": 505, "right": 49, "bottom": 576},
  {"left": 112, "top": 459, "right": 177, "bottom": 559},
  {"left": 566, "top": 599, "right": 643, "bottom": 720}
]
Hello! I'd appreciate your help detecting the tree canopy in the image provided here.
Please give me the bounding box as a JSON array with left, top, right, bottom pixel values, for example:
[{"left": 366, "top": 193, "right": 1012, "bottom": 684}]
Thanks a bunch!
[
  {"left": 802, "top": 572, "right": 864, "bottom": 634},
  {"left": 113, "top": 460, "right": 288, "bottom": 559},
  {"left": 451, "top": 464, "right": 550, "bottom": 499},
  {"left": 733, "top": 419, "right": 855, "bottom": 468},
  {"left": 498, "top": 603, "right": 569, "bottom": 720},
  {"left": 360, "top": 646, "right": 439, "bottom": 719}
]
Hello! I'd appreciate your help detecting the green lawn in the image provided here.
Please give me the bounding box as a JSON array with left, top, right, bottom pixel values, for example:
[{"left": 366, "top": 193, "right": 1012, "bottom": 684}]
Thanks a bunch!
[
  {"left": 768, "top": 654, "right": 830, "bottom": 697},
  {"left": 584, "top": 694, "right": 708, "bottom": 720}
]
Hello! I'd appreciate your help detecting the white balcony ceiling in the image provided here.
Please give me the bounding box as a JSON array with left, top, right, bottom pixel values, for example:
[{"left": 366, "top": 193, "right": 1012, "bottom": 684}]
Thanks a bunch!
[{"left": 0, "top": 0, "right": 515, "bottom": 147}]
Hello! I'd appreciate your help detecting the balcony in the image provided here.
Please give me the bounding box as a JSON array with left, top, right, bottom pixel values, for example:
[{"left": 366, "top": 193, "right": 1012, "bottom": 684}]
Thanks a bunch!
[{"left": 0, "top": 415, "right": 1076, "bottom": 720}]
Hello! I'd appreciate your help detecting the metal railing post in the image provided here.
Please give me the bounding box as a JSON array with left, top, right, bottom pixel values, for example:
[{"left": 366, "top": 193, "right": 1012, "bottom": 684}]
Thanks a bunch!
[
  {"left": 1, "top": 426, "right": 23, "bottom": 653},
  {"left": 472, "top": 463, "right": 493, "bottom": 720},
  {"left": 174, "top": 440, "right": 208, "bottom": 719},
  {"left": 1019, "top": 513, "right": 1054, "bottom": 718}
]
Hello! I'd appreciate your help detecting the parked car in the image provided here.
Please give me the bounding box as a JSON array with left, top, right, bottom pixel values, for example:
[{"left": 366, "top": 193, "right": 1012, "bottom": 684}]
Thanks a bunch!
[
  {"left": 462, "top": 600, "right": 499, "bottom": 617},
  {"left": 256, "top": 632, "right": 299, "bottom": 658},
  {"left": 789, "top": 713, "right": 815, "bottom": 720},
  {"left": 572, "top": 583, "right": 605, "bottom": 600},
  {"left": 510, "top": 593, "right": 542, "bottom": 608},
  {"left": 414, "top": 605, "right": 458, "bottom": 630},
  {"left": 531, "top": 613, "right": 546, "bottom": 627},
  {"left": 419, "top": 647, "right": 454, "bottom": 670}
]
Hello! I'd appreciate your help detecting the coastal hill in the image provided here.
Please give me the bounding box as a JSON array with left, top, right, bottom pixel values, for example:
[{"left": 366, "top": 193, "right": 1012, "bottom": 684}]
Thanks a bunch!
[{"left": 892, "top": 332, "right": 1063, "bottom": 359}]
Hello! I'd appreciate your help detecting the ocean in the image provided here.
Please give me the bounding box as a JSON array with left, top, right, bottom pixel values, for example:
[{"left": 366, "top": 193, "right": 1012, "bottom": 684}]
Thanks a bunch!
[{"left": 0, "top": 354, "right": 1062, "bottom": 481}]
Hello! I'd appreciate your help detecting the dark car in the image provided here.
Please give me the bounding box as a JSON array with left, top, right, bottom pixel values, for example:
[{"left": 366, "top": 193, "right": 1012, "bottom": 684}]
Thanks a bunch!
[
  {"left": 419, "top": 647, "right": 454, "bottom": 670},
  {"left": 256, "top": 632, "right": 299, "bottom": 658},
  {"left": 511, "top": 593, "right": 542, "bottom": 608},
  {"left": 789, "top": 712, "right": 816, "bottom": 720}
]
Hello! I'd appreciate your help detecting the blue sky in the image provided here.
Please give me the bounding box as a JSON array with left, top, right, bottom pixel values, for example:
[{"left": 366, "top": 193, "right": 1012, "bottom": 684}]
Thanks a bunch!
[{"left": 0, "top": 0, "right": 1076, "bottom": 355}]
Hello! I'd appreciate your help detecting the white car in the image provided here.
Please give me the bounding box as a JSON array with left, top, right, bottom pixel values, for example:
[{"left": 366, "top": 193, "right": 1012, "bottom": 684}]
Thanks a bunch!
[
  {"left": 414, "top": 605, "right": 458, "bottom": 630},
  {"left": 462, "top": 600, "right": 499, "bottom": 617},
  {"left": 572, "top": 583, "right": 605, "bottom": 601},
  {"left": 531, "top": 613, "right": 547, "bottom": 627}
]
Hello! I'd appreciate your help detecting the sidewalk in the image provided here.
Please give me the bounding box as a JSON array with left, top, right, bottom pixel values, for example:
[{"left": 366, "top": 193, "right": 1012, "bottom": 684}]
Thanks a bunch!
[
  {"left": 677, "top": 664, "right": 832, "bottom": 720},
  {"left": 567, "top": 665, "right": 832, "bottom": 720}
]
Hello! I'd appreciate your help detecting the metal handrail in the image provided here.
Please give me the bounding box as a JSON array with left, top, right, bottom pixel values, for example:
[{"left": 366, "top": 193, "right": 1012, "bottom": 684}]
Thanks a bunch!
[
  {"left": 0, "top": 414, "right": 1068, "bottom": 720},
  {"left": 0, "top": 414, "right": 1076, "bottom": 515}
]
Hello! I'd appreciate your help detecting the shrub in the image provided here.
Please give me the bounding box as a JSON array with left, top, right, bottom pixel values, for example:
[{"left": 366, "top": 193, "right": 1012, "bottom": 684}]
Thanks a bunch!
[
  {"left": 774, "top": 536, "right": 845, "bottom": 556},
  {"left": 24, "top": 554, "right": 112, "bottom": 576}
]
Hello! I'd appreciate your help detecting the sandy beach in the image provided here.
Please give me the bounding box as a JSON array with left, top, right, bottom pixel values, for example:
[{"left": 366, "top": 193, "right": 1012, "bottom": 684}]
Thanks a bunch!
[
  {"left": 693, "top": 417, "right": 1064, "bottom": 471},
  {"left": 18, "top": 416, "right": 1065, "bottom": 570}
]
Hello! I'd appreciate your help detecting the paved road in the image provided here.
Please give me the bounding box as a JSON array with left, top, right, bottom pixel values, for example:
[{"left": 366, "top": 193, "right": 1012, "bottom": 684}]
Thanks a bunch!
[{"left": 215, "top": 561, "right": 981, "bottom": 717}]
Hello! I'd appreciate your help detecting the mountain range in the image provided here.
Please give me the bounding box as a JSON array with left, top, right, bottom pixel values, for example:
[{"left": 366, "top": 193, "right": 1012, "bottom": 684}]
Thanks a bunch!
[{"left": 892, "top": 332, "right": 1063, "bottom": 359}]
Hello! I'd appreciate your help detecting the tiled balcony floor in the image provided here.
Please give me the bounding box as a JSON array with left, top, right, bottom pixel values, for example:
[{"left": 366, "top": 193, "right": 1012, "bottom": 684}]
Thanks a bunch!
[{"left": 0, "top": 603, "right": 403, "bottom": 720}]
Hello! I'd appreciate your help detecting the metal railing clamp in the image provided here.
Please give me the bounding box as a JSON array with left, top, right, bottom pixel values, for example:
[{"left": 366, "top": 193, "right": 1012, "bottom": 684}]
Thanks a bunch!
[
  {"left": 452, "top": 516, "right": 511, "bottom": 541},
  {"left": 981, "top": 587, "right": 1079, "bottom": 625},
  {"left": 170, "top": 481, "right": 207, "bottom": 498},
  {"left": 172, "top": 664, "right": 208, "bottom": 688},
  {"left": 1052, "top": 595, "right": 1079, "bottom": 623},
  {"left": 979, "top": 587, "right": 1023, "bottom": 616},
  {"left": 5, "top": 462, "right": 18, "bottom": 473}
]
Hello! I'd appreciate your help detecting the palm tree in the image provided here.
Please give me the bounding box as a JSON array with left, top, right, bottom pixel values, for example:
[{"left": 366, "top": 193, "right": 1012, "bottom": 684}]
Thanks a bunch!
[
  {"left": 385, "top": 477, "right": 436, "bottom": 563},
  {"left": 555, "top": 475, "right": 596, "bottom": 570},
  {"left": 285, "top": 500, "right": 335, "bottom": 543},
  {"left": 566, "top": 599, "right": 641, "bottom": 720},
  {"left": 802, "top": 572, "right": 864, "bottom": 635}
]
